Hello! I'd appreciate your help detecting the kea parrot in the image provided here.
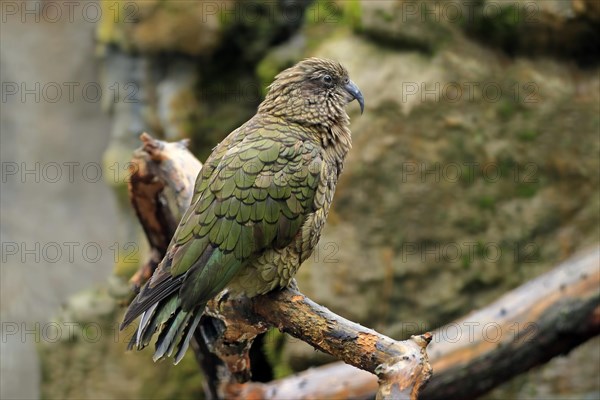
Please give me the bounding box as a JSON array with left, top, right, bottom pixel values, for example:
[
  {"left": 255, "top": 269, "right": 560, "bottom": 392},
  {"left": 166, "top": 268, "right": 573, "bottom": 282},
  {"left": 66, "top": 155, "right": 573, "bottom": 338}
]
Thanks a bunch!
[{"left": 120, "top": 58, "right": 364, "bottom": 364}]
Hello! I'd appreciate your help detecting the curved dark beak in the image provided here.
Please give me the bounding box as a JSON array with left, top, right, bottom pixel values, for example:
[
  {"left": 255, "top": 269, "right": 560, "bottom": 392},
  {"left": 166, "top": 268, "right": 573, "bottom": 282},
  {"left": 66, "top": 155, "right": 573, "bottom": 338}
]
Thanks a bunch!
[{"left": 344, "top": 80, "right": 364, "bottom": 114}]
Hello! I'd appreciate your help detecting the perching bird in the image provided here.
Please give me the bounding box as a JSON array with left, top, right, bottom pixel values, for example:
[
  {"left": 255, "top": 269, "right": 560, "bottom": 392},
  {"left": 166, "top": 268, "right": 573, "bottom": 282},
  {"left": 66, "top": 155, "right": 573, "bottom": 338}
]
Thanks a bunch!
[{"left": 120, "top": 58, "right": 364, "bottom": 364}]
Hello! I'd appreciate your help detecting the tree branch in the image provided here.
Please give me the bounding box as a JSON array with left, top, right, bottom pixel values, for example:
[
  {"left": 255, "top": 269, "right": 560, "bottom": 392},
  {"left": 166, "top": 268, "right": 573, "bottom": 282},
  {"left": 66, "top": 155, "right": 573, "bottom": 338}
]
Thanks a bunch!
[
  {"left": 126, "top": 134, "right": 433, "bottom": 400},
  {"left": 207, "top": 287, "right": 432, "bottom": 400},
  {"left": 231, "top": 247, "right": 599, "bottom": 399},
  {"left": 127, "top": 133, "right": 229, "bottom": 398},
  {"left": 422, "top": 247, "right": 599, "bottom": 400},
  {"left": 127, "top": 132, "right": 202, "bottom": 290}
]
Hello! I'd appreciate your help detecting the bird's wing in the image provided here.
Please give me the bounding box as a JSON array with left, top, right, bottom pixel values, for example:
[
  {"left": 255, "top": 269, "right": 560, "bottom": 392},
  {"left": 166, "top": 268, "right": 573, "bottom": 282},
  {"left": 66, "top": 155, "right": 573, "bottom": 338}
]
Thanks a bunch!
[{"left": 122, "top": 124, "right": 322, "bottom": 324}]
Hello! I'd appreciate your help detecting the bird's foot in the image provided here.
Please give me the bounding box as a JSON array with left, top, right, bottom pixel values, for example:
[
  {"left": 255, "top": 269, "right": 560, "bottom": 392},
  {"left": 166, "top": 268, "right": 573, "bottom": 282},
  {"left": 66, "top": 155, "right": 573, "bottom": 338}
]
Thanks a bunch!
[{"left": 287, "top": 278, "right": 300, "bottom": 292}]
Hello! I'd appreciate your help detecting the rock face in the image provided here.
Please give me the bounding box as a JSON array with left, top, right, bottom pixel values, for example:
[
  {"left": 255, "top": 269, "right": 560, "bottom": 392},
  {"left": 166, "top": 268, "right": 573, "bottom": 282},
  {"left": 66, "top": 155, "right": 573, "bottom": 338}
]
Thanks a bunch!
[
  {"left": 258, "top": 1, "right": 600, "bottom": 396},
  {"left": 462, "top": 0, "right": 600, "bottom": 65},
  {"left": 31, "top": 0, "right": 599, "bottom": 398},
  {"left": 0, "top": 3, "right": 119, "bottom": 399},
  {"left": 97, "top": 0, "right": 227, "bottom": 56},
  {"left": 354, "top": 0, "right": 600, "bottom": 63},
  {"left": 301, "top": 32, "right": 599, "bottom": 330},
  {"left": 99, "top": 0, "right": 311, "bottom": 173}
]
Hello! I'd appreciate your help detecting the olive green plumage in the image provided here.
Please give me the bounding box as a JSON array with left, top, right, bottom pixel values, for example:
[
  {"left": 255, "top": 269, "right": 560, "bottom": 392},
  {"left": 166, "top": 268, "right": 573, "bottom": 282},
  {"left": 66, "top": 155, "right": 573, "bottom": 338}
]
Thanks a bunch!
[{"left": 120, "top": 58, "right": 364, "bottom": 364}]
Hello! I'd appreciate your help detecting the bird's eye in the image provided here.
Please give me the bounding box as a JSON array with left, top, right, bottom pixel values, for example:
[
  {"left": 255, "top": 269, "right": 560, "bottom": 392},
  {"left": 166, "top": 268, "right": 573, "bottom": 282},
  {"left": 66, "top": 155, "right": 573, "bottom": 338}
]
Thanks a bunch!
[{"left": 322, "top": 75, "right": 333, "bottom": 84}]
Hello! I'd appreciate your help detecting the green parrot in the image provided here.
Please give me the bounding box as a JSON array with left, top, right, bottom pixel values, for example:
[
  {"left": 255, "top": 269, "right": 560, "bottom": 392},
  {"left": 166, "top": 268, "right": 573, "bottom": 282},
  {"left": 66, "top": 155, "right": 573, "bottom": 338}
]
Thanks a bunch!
[{"left": 120, "top": 58, "right": 364, "bottom": 364}]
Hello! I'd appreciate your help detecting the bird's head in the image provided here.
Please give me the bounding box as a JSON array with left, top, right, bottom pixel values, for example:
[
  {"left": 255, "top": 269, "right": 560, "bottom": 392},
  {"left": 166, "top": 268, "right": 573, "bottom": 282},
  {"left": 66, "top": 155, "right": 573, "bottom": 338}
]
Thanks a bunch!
[{"left": 258, "top": 58, "right": 364, "bottom": 128}]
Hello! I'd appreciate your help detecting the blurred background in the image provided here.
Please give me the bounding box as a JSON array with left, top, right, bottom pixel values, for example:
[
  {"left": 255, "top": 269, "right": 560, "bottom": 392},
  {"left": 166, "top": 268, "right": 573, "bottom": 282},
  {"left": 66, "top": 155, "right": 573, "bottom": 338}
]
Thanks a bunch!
[{"left": 1, "top": 0, "right": 599, "bottom": 399}]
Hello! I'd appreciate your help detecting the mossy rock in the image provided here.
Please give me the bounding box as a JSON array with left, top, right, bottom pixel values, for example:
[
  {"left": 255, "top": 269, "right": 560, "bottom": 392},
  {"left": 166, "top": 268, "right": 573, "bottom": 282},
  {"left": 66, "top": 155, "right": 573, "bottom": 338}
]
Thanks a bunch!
[{"left": 40, "top": 305, "right": 204, "bottom": 399}]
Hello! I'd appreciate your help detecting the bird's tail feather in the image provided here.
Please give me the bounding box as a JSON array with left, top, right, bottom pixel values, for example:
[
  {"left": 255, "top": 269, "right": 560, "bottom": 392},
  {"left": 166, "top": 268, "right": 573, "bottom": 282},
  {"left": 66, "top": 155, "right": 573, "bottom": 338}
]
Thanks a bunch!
[{"left": 127, "top": 295, "right": 204, "bottom": 364}]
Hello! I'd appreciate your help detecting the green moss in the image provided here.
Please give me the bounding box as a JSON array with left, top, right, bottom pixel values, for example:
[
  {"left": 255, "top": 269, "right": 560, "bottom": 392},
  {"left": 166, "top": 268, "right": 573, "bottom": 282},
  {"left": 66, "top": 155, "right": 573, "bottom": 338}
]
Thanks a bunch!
[
  {"left": 376, "top": 8, "right": 394, "bottom": 23},
  {"left": 113, "top": 257, "right": 139, "bottom": 280},
  {"left": 497, "top": 155, "right": 517, "bottom": 178},
  {"left": 301, "top": 1, "right": 354, "bottom": 55},
  {"left": 110, "top": 182, "right": 132, "bottom": 208},
  {"left": 262, "top": 328, "right": 294, "bottom": 379},
  {"left": 342, "top": 0, "right": 362, "bottom": 31},
  {"left": 513, "top": 240, "right": 541, "bottom": 264},
  {"left": 96, "top": 1, "right": 128, "bottom": 45},
  {"left": 186, "top": 66, "right": 260, "bottom": 160},
  {"left": 305, "top": 0, "right": 359, "bottom": 28},
  {"left": 489, "top": 4, "right": 522, "bottom": 29},
  {"left": 40, "top": 308, "right": 204, "bottom": 400},
  {"left": 460, "top": 164, "right": 477, "bottom": 186},
  {"left": 517, "top": 129, "right": 538, "bottom": 142},
  {"left": 139, "top": 350, "right": 204, "bottom": 400},
  {"left": 455, "top": 216, "right": 487, "bottom": 234},
  {"left": 498, "top": 99, "right": 518, "bottom": 121},
  {"left": 475, "top": 241, "right": 490, "bottom": 259},
  {"left": 256, "top": 57, "right": 279, "bottom": 96},
  {"left": 516, "top": 182, "right": 539, "bottom": 198},
  {"left": 304, "top": 1, "right": 341, "bottom": 27},
  {"left": 461, "top": 254, "right": 473, "bottom": 270},
  {"left": 464, "top": 3, "right": 523, "bottom": 55},
  {"left": 256, "top": 53, "right": 297, "bottom": 97},
  {"left": 477, "top": 195, "right": 496, "bottom": 210}
]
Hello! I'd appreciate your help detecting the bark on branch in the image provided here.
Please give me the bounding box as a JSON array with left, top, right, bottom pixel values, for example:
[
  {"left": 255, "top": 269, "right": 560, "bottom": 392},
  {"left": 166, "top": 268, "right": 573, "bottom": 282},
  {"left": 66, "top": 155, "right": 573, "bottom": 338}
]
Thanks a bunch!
[
  {"left": 127, "top": 133, "right": 202, "bottom": 290},
  {"left": 126, "top": 133, "right": 433, "bottom": 400},
  {"left": 231, "top": 247, "right": 599, "bottom": 399},
  {"left": 207, "top": 287, "right": 432, "bottom": 400}
]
